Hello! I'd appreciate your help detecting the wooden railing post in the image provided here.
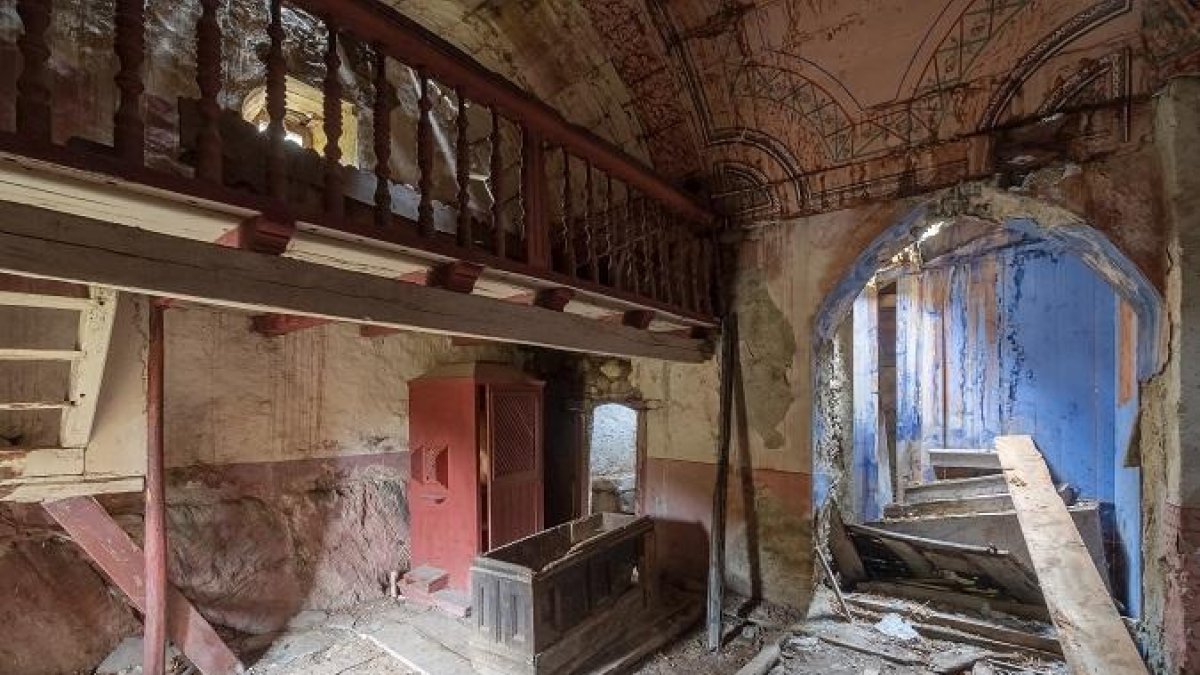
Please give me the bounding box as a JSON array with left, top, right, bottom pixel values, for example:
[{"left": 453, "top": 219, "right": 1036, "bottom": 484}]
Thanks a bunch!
[
  {"left": 195, "top": 0, "right": 223, "bottom": 183},
  {"left": 264, "top": 0, "right": 287, "bottom": 200},
  {"left": 16, "top": 0, "right": 53, "bottom": 144},
  {"left": 455, "top": 87, "right": 473, "bottom": 248},
  {"left": 416, "top": 69, "right": 435, "bottom": 237},
  {"left": 113, "top": 0, "right": 146, "bottom": 164},
  {"left": 372, "top": 48, "right": 393, "bottom": 229},
  {"left": 521, "top": 125, "right": 550, "bottom": 269},
  {"left": 489, "top": 109, "right": 506, "bottom": 258},
  {"left": 322, "top": 21, "right": 344, "bottom": 220}
]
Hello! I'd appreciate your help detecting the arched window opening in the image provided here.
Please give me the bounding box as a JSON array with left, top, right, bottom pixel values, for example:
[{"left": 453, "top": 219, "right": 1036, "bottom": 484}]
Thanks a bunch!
[{"left": 588, "top": 403, "right": 639, "bottom": 514}]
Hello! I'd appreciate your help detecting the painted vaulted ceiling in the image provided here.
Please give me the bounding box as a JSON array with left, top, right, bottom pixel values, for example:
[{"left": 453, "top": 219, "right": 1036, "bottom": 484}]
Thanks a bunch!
[{"left": 389, "top": 0, "right": 1200, "bottom": 220}]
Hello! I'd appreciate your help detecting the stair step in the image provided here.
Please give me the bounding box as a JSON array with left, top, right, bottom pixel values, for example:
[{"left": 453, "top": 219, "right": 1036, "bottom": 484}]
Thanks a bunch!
[
  {"left": 0, "top": 348, "right": 83, "bottom": 361},
  {"left": 0, "top": 291, "right": 94, "bottom": 311},
  {"left": 905, "top": 474, "right": 1010, "bottom": 504},
  {"left": 0, "top": 401, "right": 73, "bottom": 411},
  {"left": 401, "top": 564, "right": 449, "bottom": 595},
  {"left": 884, "top": 493, "right": 1014, "bottom": 519},
  {"left": 431, "top": 589, "right": 471, "bottom": 618},
  {"left": 928, "top": 448, "right": 1000, "bottom": 470}
]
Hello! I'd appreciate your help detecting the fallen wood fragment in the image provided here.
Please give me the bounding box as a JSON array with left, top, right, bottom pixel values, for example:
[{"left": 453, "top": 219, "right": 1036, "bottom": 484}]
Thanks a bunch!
[
  {"left": 817, "top": 546, "right": 856, "bottom": 623},
  {"left": 994, "top": 435, "right": 1147, "bottom": 674},
  {"left": 733, "top": 641, "right": 780, "bottom": 675},
  {"left": 845, "top": 595, "right": 1060, "bottom": 654},
  {"left": 855, "top": 580, "right": 1050, "bottom": 621},
  {"left": 799, "top": 626, "right": 925, "bottom": 666}
]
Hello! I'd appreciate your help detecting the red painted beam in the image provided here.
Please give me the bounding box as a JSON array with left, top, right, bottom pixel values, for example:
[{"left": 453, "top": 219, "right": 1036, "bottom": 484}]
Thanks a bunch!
[
  {"left": 43, "top": 497, "right": 243, "bottom": 675},
  {"left": 251, "top": 314, "right": 332, "bottom": 336},
  {"left": 215, "top": 215, "right": 295, "bottom": 255}
]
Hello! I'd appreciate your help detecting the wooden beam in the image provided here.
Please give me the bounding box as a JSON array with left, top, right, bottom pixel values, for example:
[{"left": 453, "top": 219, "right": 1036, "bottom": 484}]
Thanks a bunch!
[
  {"left": 60, "top": 287, "right": 118, "bottom": 448},
  {"left": 144, "top": 302, "right": 168, "bottom": 675},
  {"left": 994, "top": 435, "right": 1146, "bottom": 675},
  {"left": 0, "top": 202, "right": 710, "bottom": 362},
  {"left": 251, "top": 313, "right": 333, "bottom": 336},
  {"left": 42, "top": 497, "right": 243, "bottom": 674}
]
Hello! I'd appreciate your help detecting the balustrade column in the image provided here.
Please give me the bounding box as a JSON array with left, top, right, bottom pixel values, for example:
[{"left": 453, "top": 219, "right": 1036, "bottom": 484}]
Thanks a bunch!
[
  {"left": 16, "top": 0, "right": 53, "bottom": 144},
  {"left": 455, "top": 88, "right": 472, "bottom": 248},
  {"left": 490, "top": 110, "right": 505, "bottom": 258},
  {"left": 113, "top": 0, "right": 145, "bottom": 164},
  {"left": 521, "top": 126, "right": 550, "bottom": 268},
  {"left": 372, "top": 49, "right": 394, "bottom": 228},
  {"left": 264, "top": 0, "right": 287, "bottom": 200},
  {"left": 322, "top": 22, "right": 343, "bottom": 219},
  {"left": 195, "top": 0, "right": 223, "bottom": 183},
  {"left": 416, "top": 69, "right": 434, "bottom": 237},
  {"left": 561, "top": 150, "right": 577, "bottom": 276}
]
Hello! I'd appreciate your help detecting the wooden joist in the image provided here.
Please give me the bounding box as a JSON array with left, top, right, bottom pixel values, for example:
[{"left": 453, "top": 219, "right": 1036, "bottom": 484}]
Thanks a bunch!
[
  {"left": 994, "top": 435, "right": 1147, "bottom": 674},
  {"left": 0, "top": 401, "right": 73, "bottom": 410},
  {"left": 0, "top": 201, "right": 711, "bottom": 362},
  {"left": 42, "top": 497, "right": 243, "bottom": 674}
]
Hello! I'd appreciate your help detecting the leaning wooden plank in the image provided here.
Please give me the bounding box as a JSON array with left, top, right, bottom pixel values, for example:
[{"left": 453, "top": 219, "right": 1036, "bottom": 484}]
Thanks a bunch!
[
  {"left": 60, "top": 287, "right": 118, "bottom": 448},
  {"left": 0, "top": 201, "right": 708, "bottom": 362},
  {"left": 0, "top": 448, "right": 84, "bottom": 481},
  {"left": 1, "top": 475, "right": 142, "bottom": 501},
  {"left": 43, "top": 497, "right": 244, "bottom": 675},
  {"left": 855, "top": 581, "right": 1050, "bottom": 621},
  {"left": 994, "top": 435, "right": 1146, "bottom": 674}
]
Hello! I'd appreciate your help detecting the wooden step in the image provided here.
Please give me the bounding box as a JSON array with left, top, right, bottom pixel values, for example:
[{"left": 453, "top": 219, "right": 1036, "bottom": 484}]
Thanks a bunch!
[
  {"left": 0, "top": 290, "right": 93, "bottom": 311},
  {"left": 928, "top": 448, "right": 1001, "bottom": 470},
  {"left": 884, "top": 493, "right": 1014, "bottom": 519},
  {"left": 0, "top": 348, "right": 83, "bottom": 361},
  {"left": 905, "top": 474, "right": 1010, "bottom": 504}
]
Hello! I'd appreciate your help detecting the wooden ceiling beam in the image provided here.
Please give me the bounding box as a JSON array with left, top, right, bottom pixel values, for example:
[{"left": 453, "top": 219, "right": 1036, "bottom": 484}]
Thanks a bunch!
[{"left": 0, "top": 202, "right": 711, "bottom": 363}]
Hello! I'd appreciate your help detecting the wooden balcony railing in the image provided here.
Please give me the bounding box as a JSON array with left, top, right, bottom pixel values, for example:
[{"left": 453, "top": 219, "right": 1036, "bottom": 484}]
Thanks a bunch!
[{"left": 1, "top": 0, "right": 719, "bottom": 322}]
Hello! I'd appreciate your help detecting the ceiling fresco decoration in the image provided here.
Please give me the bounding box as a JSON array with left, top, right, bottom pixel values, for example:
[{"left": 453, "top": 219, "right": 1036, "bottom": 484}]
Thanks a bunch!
[{"left": 394, "top": 0, "right": 1200, "bottom": 220}]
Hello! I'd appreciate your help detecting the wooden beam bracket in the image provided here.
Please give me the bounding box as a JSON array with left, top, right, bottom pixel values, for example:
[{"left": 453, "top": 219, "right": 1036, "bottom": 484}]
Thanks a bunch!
[
  {"left": 427, "top": 260, "right": 484, "bottom": 294},
  {"left": 534, "top": 287, "right": 574, "bottom": 312},
  {"left": 622, "top": 309, "right": 655, "bottom": 330},
  {"left": 216, "top": 214, "right": 296, "bottom": 255}
]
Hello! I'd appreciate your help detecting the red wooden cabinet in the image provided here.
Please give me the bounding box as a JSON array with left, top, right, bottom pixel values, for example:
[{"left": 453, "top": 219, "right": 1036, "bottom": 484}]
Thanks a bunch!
[{"left": 408, "top": 363, "right": 545, "bottom": 591}]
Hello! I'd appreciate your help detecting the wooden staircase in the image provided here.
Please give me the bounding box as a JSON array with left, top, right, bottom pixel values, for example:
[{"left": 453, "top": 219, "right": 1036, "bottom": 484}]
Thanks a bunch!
[{"left": 0, "top": 277, "right": 140, "bottom": 501}]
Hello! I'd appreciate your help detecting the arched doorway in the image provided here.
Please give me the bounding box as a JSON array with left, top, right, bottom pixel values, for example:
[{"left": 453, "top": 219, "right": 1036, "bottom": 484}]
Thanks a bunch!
[{"left": 812, "top": 191, "right": 1163, "bottom": 618}]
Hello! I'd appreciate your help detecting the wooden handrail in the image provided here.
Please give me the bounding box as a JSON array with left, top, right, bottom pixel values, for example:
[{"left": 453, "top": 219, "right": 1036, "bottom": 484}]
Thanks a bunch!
[{"left": 288, "top": 0, "right": 714, "bottom": 226}]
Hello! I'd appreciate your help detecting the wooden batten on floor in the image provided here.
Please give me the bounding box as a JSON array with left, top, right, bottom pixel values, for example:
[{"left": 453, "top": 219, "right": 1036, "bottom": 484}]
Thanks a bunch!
[{"left": 0, "top": 201, "right": 710, "bottom": 362}]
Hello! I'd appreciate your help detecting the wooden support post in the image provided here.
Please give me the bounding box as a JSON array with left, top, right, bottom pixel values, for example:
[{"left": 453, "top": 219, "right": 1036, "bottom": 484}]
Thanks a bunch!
[
  {"left": 144, "top": 299, "right": 167, "bottom": 675},
  {"left": 522, "top": 125, "right": 550, "bottom": 268},
  {"left": 707, "top": 313, "right": 738, "bottom": 651},
  {"left": 44, "top": 497, "right": 243, "bottom": 674}
]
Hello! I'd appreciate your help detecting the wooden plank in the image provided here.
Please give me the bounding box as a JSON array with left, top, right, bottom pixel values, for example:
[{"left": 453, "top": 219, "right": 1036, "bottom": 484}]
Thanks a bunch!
[
  {"left": 42, "top": 497, "right": 243, "bottom": 674},
  {"left": 1, "top": 475, "right": 144, "bottom": 502},
  {"left": 847, "top": 595, "right": 1061, "bottom": 655},
  {"left": 0, "top": 201, "right": 709, "bottom": 362},
  {"left": 855, "top": 580, "right": 1050, "bottom": 621},
  {"left": 0, "top": 348, "right": 82, "bottom": 361},
  {"left": 60, "top": 287, "right": 118, "bottom": 448},
  {"left": 994, "top": 435, "right": 1146, "bottom": 674},
  {"left": 0, "top": 448, "right": 85, "bottom": 480},
  {"left": 0, "top": 290, "right": 93, "bottom": 310}
]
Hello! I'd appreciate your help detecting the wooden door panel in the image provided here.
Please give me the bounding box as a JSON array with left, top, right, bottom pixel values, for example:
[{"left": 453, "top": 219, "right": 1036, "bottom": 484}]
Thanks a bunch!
[{"left": 487, "top": 385, "right": 543, "bottom": 548}]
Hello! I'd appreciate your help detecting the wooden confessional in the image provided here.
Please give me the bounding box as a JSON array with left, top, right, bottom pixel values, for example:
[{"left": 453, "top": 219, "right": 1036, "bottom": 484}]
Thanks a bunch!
[{"left": 406, "top": 363, "right": 545, "bottom": 596}]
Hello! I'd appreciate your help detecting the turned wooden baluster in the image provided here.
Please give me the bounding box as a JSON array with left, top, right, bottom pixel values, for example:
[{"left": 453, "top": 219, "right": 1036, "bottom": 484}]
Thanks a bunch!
[
  {"left": 673, "top": 228, "right": 690, "bottom": 311},
  {"left": 264, "top": 0, "right": 286, "bottom": 200},
  {"left": 700, "top": 236, "right": 715, "bottom": 315},
  {"left": 638, "top": 197, "right": 655, "bottom": 300},
  {"left": 689, "top": 235, "right": 704, "bottom": 312},
  {"left": 489, "top": 109, "right": 505, "bottom": 258},
  {"left": 561, "top": 150, "right": 576, "bottom": 276},
  {"left": 521, "top": 125, "right": 550, "bottom": 268},
  {"left": 657, "top": 208, "right": 673, "bottom": 305},
  {"left": 623, "top": 190, "right": 638, "bottom": 294},
  {"left": 195, "top": 0, "right": 223, "bottom": 183},
  {"left": 113, "top": 0, "right": 145, "bottom": 163},
  {"left": 16, "top": 0, "right": 53, "bottom": 144},
  {"left": 584, "top": 162, "right": 599, "bottom": 283},
  {"left": 372, "top": 49, "right": 393, "bottom": 228},
  {"left": 322, "top": 21, "right": 343, "bottom": 219},
  {"left": 605, "top": 176, "right": 619, "bottom": 288},
  {"left": 455, "top": 88, "right": 472, "bottom": 248},
  {"left": 416, "top": 69, "right": 434, "bottom": 237}
]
